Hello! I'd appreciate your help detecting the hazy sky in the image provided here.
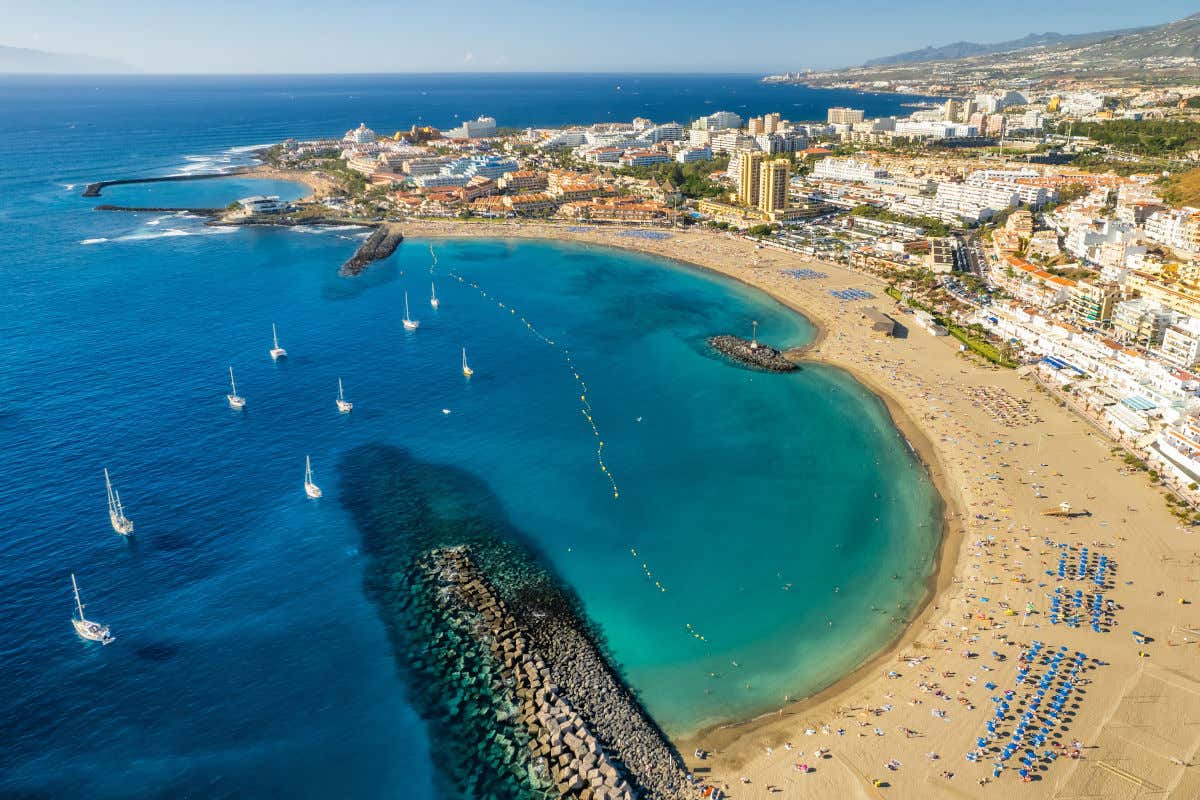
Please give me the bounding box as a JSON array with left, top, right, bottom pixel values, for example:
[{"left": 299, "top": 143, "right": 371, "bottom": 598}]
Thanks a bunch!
[{"left": 2, "top": 1, "right": 1195, "bottom": 73}]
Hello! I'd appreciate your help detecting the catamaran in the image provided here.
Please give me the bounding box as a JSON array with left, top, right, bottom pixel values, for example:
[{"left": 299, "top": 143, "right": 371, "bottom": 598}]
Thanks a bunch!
[
  {"left": 71, "top": 573, "right": 114, "bottom": 645},
  {"left": 336, "top": 378, "right": 353, "bottom": 413},
  {"left": 430, "top": 281, "right": 440, "bottom": 310},
  {"left": 227, "top": 366, "right": 246, "bottom": 409},
  {"left": 104, "top": 468, "right": 134, "bottom": 536},
  {"left": 304, "top": 455, "right": 322, "bottom": 499},
  {"left": 462, "top": 347, "right": 474, "bottom": 377},
  {"left": 402, "top": 292, "right": 419, "bottom": 330},
  {"left": 269, "top": 323, "right": 287, "bottom": 360}
]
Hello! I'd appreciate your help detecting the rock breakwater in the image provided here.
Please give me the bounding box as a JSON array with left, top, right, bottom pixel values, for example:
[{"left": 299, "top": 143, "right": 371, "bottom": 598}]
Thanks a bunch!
[
  {"left": 340, "top": 225, "right": 404, "bottom": 276},
  {"left": 341, "top": 444, "right": 698, "bottom": 800},
  {"left": 82, "top": 169, "right": 253, "bottom": 198},
  {"left": 707, "top": 335, "right": 798, "bottom": 372},
  {"left": 422, "top": 547, "right": 648, "bottom": 800}
]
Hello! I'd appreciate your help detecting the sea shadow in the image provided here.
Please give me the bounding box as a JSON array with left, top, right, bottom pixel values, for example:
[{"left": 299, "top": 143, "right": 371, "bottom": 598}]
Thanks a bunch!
[{"left": 337, "top": 443, "right": 683, "bottom": 800}]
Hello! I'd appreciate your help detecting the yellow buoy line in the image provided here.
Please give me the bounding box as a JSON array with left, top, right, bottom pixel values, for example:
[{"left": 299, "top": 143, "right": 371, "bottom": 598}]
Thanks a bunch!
[
  {"left": 444, "top": 269, "right": 620, "bottom": 500},
  {"left": 444, "top": 266, "right": 708, "bottom": 648},
  {"left": 629, "top": 546, "right": 712, "bottom": 648}
]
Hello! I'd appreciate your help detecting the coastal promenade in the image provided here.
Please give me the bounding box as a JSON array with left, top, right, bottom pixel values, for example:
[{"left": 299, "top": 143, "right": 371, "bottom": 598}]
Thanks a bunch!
[{"left": 396, "top": 218, "right": 1200, "bottom": 800}]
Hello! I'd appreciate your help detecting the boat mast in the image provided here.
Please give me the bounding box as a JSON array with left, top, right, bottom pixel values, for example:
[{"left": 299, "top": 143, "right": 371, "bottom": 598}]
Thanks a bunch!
[
  {"left": 405, "top": 292, "right": 411, "bottom": 320},
  {"left": 104, "top": 468, "right": 116, "bottom": 513},
  {"left": 229, "top": 366, "right": 237, "bottom": 395},
  {"left": 72, "top": 573, "right": 85, "bottom": 620},
  {"left": 272, "top": 324, "right": 280, "bottom": 350},
  {"left": 338, "top": 378, "right": 344, "bottom": 401}
]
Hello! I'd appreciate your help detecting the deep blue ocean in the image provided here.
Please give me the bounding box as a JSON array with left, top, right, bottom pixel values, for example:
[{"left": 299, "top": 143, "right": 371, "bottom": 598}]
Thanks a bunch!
[{"left": 0, "top": 74, "right": 940, "bottom": 798}]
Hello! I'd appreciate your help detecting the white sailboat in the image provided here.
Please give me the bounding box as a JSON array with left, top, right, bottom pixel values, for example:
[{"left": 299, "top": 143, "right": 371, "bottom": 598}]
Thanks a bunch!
[
  {"left": 336, "top": 378, "right": 353, "bottom": 413},
  {"left": 71, "top": 573, "right": 114, "bottom": 645},
  {"left": 227, "top": 366, "right": 246, "bottom": 409},
  {"left": 304, "top": 455, "right": 322, "bottom": 499},
  {"left": 402, "top": 292, "right": 419, "bottom": 331},
  {"left": 269, "top": 323, "right": 287, "bottom": 360},
  {"left": 462, "top": 347, "right": 474, "bottom": 377},
  {"left": 430, "top": 281, "right": 440, "bottom": 310},
  {"left": 104, "top": 468, "right": 134, "bottom": 536}
]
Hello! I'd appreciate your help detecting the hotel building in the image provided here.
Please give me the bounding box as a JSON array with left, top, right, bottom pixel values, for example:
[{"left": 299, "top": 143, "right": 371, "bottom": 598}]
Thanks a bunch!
[
  {"left": 737, "top": 152, "right": 767, "bottom": 208},
  {"left": 759, "top": 159, "right": 789, "bottom": 214},
  {"left": 1112, "top": 298, "right": 1174, "bottom": 346},
  {"left": 827, "top": 107, "right": 865, "bottom": 125},
  {"left": 444, "top": 116, "right": 497, "bottom": 139}
]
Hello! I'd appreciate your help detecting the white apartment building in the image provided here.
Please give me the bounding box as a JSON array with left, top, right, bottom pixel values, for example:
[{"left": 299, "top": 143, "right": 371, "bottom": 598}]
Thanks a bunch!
[
  {"left": 1144, "top": 208, "right": 1200, "bottom": 253},
  {"left": 893, "top": 120, "right": 977, "bottom": 140},
  {"left": 812, "top": 157, "right": 889, "bottom": 183},
  {"left": 902, "top": 181, "right": 1021, "bottom": 223},
  {"left": 710, "top": 132, "right": 758, "bottom": 155},
  {"left": 827, "top": 107, "right": 865, "bottom": 124},
  {"left": 444, "top": 116, "right": 497, "bottom": 139},
  {"left": 1152, "top": 415, "right": 1200, "bottom": 484},
  {"left": 1059, "top": 92, "right": 1106, "bottom": 117},
  {"left": 1112, "top": 298, "right": 1174, "bottom": 346},
  {"left": 675, "top": 146, "right": 712, "bottom": 163},
  {"left": 539, "top": 130, "right": 589, "bottom": 149},
  {"left": 343, "top": 123, "right": 377, "bottom": 144},
  {"left": 644, "top": 123, "right": 685, "bottom": 143},
  {"left": 1161, "top": 319, "right": 1200, "bottom": 368},
  {"left": 692, "top": 111, "right": 743, "bottom": 131},
  {"left": 1064, "top": 219, "right": 1137, "bottom": 261},
  {"left": 965, "top": 172, "right": 1051, "bottom": 206}
]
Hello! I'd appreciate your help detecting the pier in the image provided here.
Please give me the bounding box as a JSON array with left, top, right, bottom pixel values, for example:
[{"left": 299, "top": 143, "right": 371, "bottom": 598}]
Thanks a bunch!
[
  {"left": 708, "top": 334, "right": 799, "bottom": 372},
  {"left": 81, "top": 169, "right": 254, "bottom": 198},
  {"left": 340, "top": 224, "right": 404, "bottom": 276}
]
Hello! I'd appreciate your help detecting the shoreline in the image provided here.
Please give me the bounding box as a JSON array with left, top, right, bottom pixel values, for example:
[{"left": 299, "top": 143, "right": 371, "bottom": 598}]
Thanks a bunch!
[
  {"left": 372, "top": 219, "right": 1200, "bottom": 800},
  {"left": 390, "top": 220, "right": 965, "bottom": 741}
]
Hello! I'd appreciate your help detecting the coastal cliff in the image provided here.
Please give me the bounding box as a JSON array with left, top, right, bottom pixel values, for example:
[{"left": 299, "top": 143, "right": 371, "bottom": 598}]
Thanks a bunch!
[
  {"left": 707, "top": 335, "right": 798, "bottom": 372},
  {"left": 340, "top": 225, "right": 404, "bottom": 276}
]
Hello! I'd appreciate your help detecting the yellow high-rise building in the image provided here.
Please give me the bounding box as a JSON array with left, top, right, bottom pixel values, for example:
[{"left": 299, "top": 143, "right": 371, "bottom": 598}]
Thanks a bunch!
[
  {"left": 758, "top": 159, "right": 789, "bottom": 214},
  {"left": 737, "top": 151, "right": 766, "bottom": 207}
]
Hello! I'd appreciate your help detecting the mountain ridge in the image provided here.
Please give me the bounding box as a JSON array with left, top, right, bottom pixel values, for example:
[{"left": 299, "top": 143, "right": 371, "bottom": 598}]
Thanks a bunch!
[
  {"left": 0, "top": 44, "right": 134, "bottom": 74},
  {"left": 861, "top": 27, "right": 1150, "bottom": 67}
]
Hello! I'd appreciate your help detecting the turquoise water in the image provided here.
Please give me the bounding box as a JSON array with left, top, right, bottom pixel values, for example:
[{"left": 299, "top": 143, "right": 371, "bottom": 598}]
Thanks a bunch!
[{"left": 0, "top": 74, "right": 941, "bottom": 797}]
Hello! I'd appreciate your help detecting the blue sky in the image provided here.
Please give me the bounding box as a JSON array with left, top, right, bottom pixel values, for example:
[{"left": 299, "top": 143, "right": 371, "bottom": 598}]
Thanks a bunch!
[{"left": 1, "top": 1, "right": 1195, "bottom": 73}]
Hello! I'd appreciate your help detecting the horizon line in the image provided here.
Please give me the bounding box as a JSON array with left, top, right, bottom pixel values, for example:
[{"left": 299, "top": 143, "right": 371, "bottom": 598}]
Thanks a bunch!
[{"left": 0, "top": 69, "right": 800, "bottom": 77}]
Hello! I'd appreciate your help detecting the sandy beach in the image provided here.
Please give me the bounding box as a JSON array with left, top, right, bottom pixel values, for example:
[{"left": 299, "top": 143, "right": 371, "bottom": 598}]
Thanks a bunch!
[
  {"left": 395, "top": 219, "right": 1200, "bottom": 799},
  {"left": 243, "top": 164, "right": 337, "bottom": 201}
]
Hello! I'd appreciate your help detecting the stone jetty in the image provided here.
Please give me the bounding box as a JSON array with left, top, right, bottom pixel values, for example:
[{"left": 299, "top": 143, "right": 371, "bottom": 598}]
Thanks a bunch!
[
  {"left": 93, "top": 204, "right": 221, "bottom": 215},
  {"left": 81, "top": 169, "right": 253, "bottom": 198},
  {"left": 419, "top": 546, "right": 697, "bottom": 800},
  {"left": 340, "top": 225, "right": 404, "bottom": 276},
  {"left": 707, "top": 334, "right": 798, "bottom": 372}
]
